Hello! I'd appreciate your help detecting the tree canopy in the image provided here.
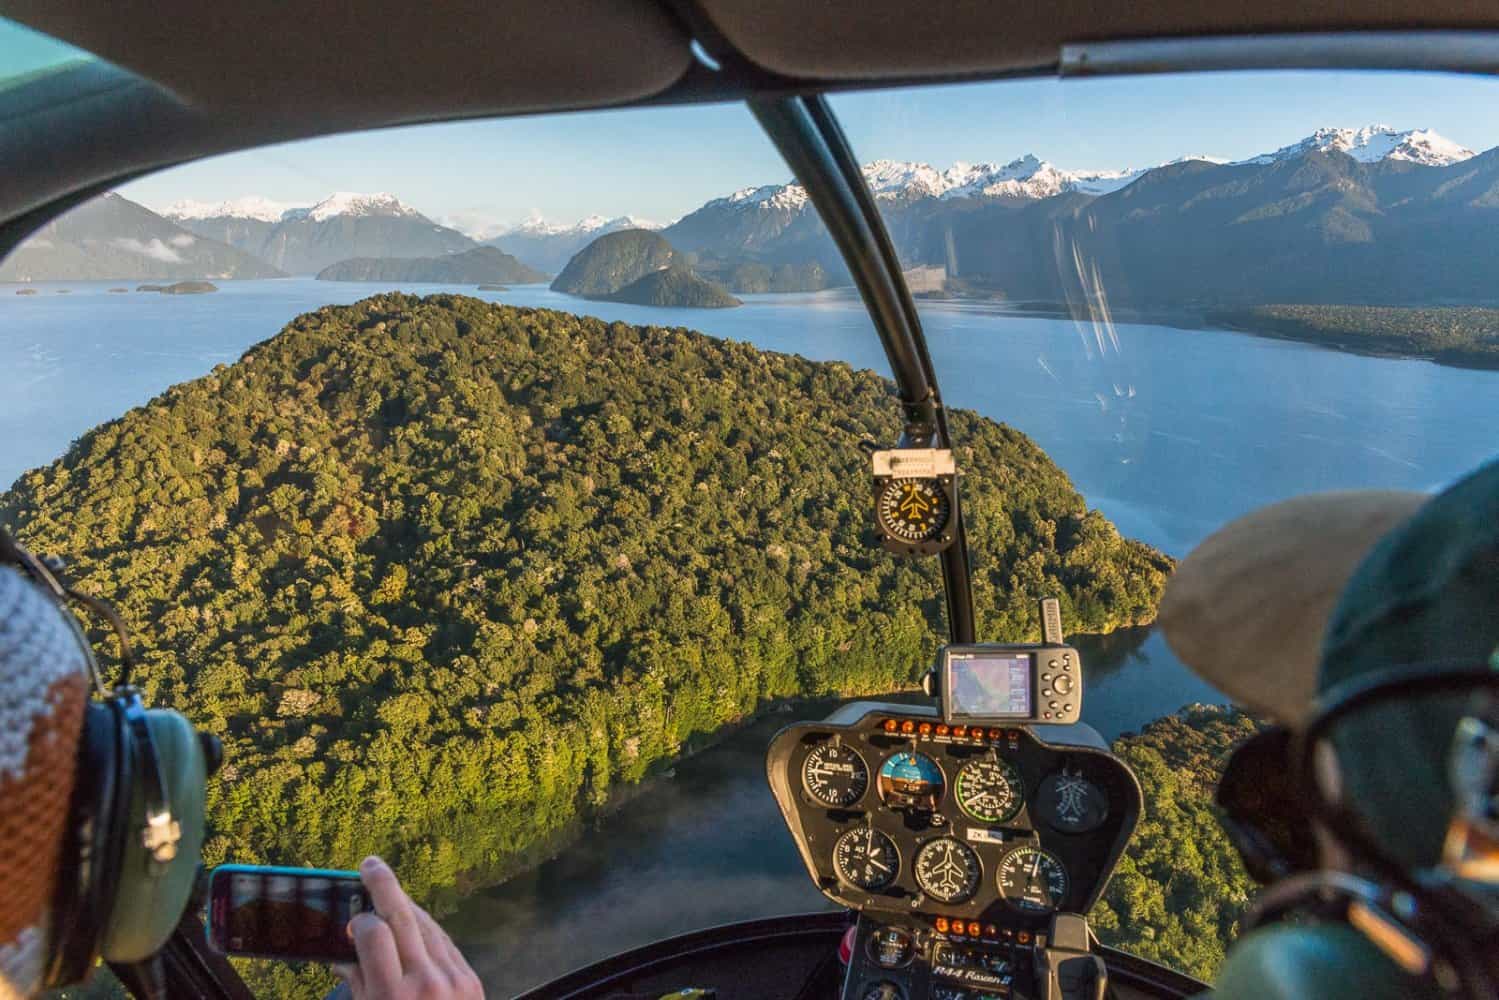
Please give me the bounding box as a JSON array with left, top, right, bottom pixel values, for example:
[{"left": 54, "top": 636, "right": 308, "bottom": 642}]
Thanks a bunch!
[{"left": 6, "top": 293, "right": 1173, "bottom": 996}]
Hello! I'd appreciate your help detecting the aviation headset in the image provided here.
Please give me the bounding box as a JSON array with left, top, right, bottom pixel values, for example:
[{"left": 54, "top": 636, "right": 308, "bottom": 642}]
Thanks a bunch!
[
  {"left": 0, "top": 527, "right": 217, "bottom": 990},
  {"left": 1240, "top": 662, "right": 1499, "bottom": 1000}
]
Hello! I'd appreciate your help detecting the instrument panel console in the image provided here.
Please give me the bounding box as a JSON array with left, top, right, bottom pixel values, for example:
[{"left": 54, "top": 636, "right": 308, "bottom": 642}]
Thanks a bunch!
[{"left": 766, "top": 702, "right": 1141, "bottom": 1000}]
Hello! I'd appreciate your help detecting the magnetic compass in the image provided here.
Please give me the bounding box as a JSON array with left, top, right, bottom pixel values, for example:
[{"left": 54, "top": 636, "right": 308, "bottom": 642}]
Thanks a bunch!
[{"left": 876, "top": 478, "right": 951, "bottom": 545}]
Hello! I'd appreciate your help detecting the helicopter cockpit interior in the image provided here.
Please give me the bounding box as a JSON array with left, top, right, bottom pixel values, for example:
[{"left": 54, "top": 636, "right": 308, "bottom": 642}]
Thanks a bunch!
[{"left": 4, "top": 4, "right": 1499, "bottom": 1000}]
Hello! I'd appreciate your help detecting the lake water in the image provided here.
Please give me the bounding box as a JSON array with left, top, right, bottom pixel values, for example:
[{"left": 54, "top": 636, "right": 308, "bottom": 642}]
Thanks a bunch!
[{"left": 5, "top": 278, "right": 1498, "bottom": 994}]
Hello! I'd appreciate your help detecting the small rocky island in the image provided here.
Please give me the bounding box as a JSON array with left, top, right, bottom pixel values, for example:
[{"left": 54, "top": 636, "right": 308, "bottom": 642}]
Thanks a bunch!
[
  {"left": 610, "top": 266, "right": 741, "bottom": 308},
  {"left": 161, "top": 281, "right": 218, "bottom": 294},
  {"left": 552, "top": 229, "right": 741, "bottom": 308}
]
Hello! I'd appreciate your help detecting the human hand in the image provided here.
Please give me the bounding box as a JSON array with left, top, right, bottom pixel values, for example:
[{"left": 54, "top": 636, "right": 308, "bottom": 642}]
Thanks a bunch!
[{"left": 337, "top": 856, "right": 484, "bottom": 999}]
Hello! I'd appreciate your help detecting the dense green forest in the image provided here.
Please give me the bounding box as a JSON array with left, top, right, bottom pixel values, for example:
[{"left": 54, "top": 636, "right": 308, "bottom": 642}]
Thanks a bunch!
[
  {"left": 6, "top": 294, "right": 1173, "bottom": 995},
  {"left": 1209, "top": 304, "right": 1499, "bottom": 369},
  {"left": 1094, "top": 706, "right": 1262, "bottom": 980}
]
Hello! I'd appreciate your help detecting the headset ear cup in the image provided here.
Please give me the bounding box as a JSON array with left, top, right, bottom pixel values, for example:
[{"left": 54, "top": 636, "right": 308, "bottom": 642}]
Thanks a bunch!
[
  {"left": 99, "top": 708, "right": 206, "bottom": 964},
  {"left": 45, "top": 701, "right": 129, "bottom": 987}
]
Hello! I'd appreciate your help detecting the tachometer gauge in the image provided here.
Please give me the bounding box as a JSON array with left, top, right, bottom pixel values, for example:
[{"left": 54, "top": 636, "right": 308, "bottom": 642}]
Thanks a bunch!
[
  {"left": 802, "top": 742, "right": 869, "bottom": 808},
  {"left": 877, "top": 751, "right": 945, "bottom": 811},
  {"left": 876, "top": 477, "right": 951, "bottom": 545},
  {"left": 955, "top": 757, "right": 1025, "bottom": 824},
  {"left": 833, "top": 827, "right": 900, "bottom": 892},
  {"left": 913, "top": 837, "right": 981, "bottom": 904},
  {"left": 1035, "top": 770, "right": 1109, "bottom": 834},
  {"left": 996, "top": 845, "right": 1069, "bottom": 913}
]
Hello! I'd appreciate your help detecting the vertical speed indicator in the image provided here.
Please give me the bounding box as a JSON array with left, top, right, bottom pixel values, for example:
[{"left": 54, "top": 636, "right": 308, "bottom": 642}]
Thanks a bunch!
[
  {"left": 997, "top": 845, "right": 1069, "bottom": 913},
  {"left": 802, "top": 742, "right": 870, "bottom": 808}
]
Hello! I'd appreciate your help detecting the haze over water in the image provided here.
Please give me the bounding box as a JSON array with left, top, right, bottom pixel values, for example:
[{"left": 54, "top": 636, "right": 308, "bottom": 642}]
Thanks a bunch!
[{"left": 5, "top": 279, "right": 1496, "bottom": 994}]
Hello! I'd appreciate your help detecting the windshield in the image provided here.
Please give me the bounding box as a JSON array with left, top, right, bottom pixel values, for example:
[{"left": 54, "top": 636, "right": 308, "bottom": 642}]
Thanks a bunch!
[
  {"left": 830, "top": 70, "right": 1499, "bottom": 974},
  {"left": 4, "top": 67, "right": 1497, "bottom": 998},
  {"left": 0, "top": 17, "right": 96, "bottom": 91}
]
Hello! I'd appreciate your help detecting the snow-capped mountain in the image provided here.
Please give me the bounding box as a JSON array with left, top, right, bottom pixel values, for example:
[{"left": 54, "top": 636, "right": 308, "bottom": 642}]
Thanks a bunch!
[
  {"left": 693, "top": 157, "right": 1154, "bottom": 218},
  {"left": 677, "top": 125, "right": 1473, "bottom": 228},
  {"left": 164, "top": 196, "right": 302, "bottom": 223},
  {"left": 165, "top": 191, "right": 474, "bottom": 274},
  {"left": 486, "top": 214, "right": 659, "bottom": 274},
  {"left": 1241, "top": 125, "right": 1475, "bottom": 167},
  {"left": 290, "top": 192, "right": 425, "bottom": 223},
  {"left": 165, "top": 191, "right": 429, "bottom": 225},
  {"left": 496, "top": 213, "right": 660, "bottom": 238}
]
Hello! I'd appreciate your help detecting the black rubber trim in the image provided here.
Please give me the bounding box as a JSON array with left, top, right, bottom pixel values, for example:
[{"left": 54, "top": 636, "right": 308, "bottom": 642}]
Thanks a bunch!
[
  {"left": 515, "top": 911, "right": 852, "bottom": 999},
  {"left": 515, "top": 910, "right": 1209, "bottom": 999},
  {"left": 748, "top": 95, "right": 976, "bottom": 643}
]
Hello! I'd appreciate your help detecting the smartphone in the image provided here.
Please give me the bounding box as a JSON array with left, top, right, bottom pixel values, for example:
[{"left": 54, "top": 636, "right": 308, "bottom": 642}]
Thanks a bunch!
[{"left": 207, "top": 864, "right": 372, "bottom": 963}]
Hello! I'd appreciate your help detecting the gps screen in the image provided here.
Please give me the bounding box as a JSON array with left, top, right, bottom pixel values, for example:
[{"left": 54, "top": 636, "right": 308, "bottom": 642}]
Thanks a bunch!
[{"left": 947, "top": 651, "right": 1033, "bottom": 718}]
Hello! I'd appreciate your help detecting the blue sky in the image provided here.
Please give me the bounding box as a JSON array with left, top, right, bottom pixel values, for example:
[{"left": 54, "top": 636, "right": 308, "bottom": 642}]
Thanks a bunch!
[
  {"left": 8, "top": 17, "right": 1499, "bottom": 234},
  {"left": 118, "top": 70, "right": 1499, "bottom": 235}
]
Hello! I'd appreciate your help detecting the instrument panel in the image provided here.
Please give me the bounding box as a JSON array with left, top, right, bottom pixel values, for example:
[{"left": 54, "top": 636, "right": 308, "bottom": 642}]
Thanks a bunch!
[{"left": 766, "top": 703, "right": 1141, "bottom": 930}]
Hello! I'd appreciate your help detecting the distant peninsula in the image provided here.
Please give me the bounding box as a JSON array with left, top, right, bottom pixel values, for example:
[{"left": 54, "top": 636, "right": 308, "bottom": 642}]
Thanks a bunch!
[
  {"left": 1207, "top": 304, "right": 1499, "bottom": 370},
  {"left": 316, "top": 246, "right": 545, "bottom": 284}
]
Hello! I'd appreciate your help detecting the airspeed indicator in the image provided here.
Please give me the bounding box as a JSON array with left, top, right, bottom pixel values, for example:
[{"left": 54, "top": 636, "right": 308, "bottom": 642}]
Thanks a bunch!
[{"left": 956, "top": 757, "right": 1025, "bottom": 824}]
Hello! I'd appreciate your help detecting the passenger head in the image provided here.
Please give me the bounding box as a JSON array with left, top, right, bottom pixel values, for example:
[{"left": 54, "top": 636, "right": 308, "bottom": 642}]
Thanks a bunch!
[{"left": 1318, "top": 460, "right": 1499, "bottom": 868}]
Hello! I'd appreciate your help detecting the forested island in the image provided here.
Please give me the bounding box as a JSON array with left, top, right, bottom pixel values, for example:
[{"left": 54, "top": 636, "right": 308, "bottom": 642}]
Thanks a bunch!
[
  {"left": 1208, "top": 304, "right": 1499, "bottom": 369},
  {"left": 8, "top": 294, "right": 1179, "bottom": 995}
]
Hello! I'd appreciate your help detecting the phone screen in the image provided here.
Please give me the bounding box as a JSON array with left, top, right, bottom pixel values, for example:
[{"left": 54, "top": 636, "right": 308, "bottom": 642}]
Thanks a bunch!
[{"left": 209, "top": 866, "right": 369, "bottom": 963}]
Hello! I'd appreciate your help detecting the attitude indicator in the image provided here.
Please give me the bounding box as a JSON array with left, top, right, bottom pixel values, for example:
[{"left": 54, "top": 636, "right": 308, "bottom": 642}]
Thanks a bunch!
[{"left": 877, "top": 751, "right": 946, "bottom": 811}]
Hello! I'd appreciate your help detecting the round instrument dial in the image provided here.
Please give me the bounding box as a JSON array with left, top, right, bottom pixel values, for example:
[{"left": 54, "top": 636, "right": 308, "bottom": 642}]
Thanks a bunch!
[
  {"left": 876, "top": 477, "right": 951, "bottom": 544},
  {"left": 833, "top": 827, "right": 900, "bottom": 892},
  {"left": 997, "top": 845, "right": 1070, "bottom": 913},
  {"left": 861, "top": 983, "right": 904, "bottom": 1000},
  {"left": 1035, "top": 770, "right": 1109, "bottom": 834},
  {"left": 877, "top": 750, "right": 945, "bottom": 811},
  {"left": 802, "top": 742, "right": 869, "bottom": 808},
  {"left": 955, "top": 757, "right": 1025, "bottom": 824},
  {"left": 913, "top": 837, "right": 982, "bottom": 904}
]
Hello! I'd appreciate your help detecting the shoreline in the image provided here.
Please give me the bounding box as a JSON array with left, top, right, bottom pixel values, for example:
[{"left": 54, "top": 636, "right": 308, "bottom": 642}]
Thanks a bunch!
[
  {"left": 918, "top": 295, "right": 1499, "bottom": 373},
  {"left": 434, "top": 690, "right": 902, "bottom": 910}
]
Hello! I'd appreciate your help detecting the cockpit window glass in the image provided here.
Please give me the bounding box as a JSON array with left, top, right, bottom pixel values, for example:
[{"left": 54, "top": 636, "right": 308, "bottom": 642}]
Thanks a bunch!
[
  {"left": 0, "top": 17, "right": 97, "bottom": 92},
  {"left": 832, "top": 70, "right": 1499, "bottom": 975},
  {"left": 8, "top": 66, "right": 1498, "bottom": 996}
]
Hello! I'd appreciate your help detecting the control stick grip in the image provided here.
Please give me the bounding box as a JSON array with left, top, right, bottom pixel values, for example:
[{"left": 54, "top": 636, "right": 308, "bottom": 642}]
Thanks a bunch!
[{"left": 1035, "top": 914, "right": 1106, "bottom": 1000}]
